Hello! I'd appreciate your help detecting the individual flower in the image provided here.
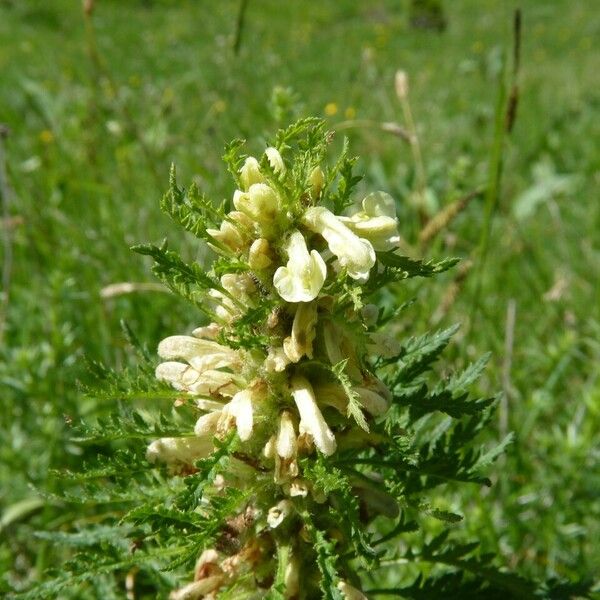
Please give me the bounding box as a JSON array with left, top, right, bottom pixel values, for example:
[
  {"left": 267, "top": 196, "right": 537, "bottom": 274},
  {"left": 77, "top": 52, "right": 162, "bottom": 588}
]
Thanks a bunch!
[
  {"left": 339, "top": 191, "right": 400, "bottom": 251},
  {"left": 309, "top": 166, "right": 325, "bottom": 198},
  {"left": 302, "top": 206, "right": 376, "bottom": 281},
  {"left": 233, "top": 183, "right": 280, "bottom": 227},
  {"left": 209, "top": 273, "right": 256, "bottom": 322},
  {"left": 273, "top": 231, "right": 327, "bottom": 302},
  {"left": 239, "top": 156, "right": 264, "bottom": 190},
  {"left": 155, "top": 361, "right": 239, "bottom": 397},
  {"left": 248, "top": 238, "right": 273, "bottom": 269},
  {"left": 290, "top": 375, "right": 336, "bottom": 456},
  {"left": 206, "top": 210, "right": 253, "bottom": 252},
  {"left": 265, "top": 146, "right": 285, "bottom": 174},
  {"left": 158, "top": 335, "right": 240, "bottom": 373},
  {"left": 146, "top": 436, "right": 213, "bottom": 466},
  {"left": 264, "top": 346, "right": 291, "bottom": 373},
  {"left": 276, "top": 410, "right": 297, "bottom": 460},
  {"left": 218, "top": 388, "right": 255, "bottom": 441},
  {"left": 283, "top": 301, "right": 318, "bottom": 363}
]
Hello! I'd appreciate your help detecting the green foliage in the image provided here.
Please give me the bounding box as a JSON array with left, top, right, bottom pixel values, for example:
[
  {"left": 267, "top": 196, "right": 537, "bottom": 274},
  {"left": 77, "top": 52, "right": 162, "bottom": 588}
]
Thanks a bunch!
[{"left": 1, "top": 0, "right": 598, "bottom": 597}]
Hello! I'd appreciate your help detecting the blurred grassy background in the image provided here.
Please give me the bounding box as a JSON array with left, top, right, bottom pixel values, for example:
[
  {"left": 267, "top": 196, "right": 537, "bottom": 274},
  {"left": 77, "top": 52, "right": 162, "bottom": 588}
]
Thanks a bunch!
[{"left": 1, "top": 0, "right": 598, "bottom": 592}]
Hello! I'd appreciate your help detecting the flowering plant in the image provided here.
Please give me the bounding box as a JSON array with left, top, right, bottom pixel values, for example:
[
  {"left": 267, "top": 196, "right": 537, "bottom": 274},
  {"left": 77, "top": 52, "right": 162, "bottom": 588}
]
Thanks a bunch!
[{"left": 25, "top": 120, "right": 541, "bottom": 600}]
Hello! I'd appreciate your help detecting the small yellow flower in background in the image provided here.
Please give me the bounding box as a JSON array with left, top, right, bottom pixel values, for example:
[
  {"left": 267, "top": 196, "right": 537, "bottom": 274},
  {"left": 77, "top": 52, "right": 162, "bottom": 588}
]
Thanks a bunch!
[
  {"left": 471, "top": 40, "right": 484, "bottom": 53},
  {"left": 213, "top": 98, "right": 227, "bottom": 114},
  {"left": 345, "top": 106, "right": 356, "bottom": 119},
  {"left": 324, "top": 102, "right": 338, "bottom": 116},
  {"left": 39, "top": 129, "right": 54, "bottom": 144}
]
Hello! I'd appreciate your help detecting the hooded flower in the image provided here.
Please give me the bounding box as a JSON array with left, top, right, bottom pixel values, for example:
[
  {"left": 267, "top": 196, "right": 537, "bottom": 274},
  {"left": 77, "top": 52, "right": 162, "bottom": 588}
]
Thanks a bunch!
[
  {"left": 157, "top": 336, "right": 240, "bottom": 373},
  {"left": 283, "top": 301, "right": 318, "bottom": 363},
  {"left": 273, "top": 231, "right": 327, "bottom": 303},
  {"left": 239, "top": 156, "right": 264, "bottom": 190},
  {"left": 146, "top": 436, "right": 214, "bottom": 466},
  {"left": 276, "top": 411, "right": 297, "bottom": 460},
  {"left": 290, "top": 375, "right": 336, "bottom": 456},
  {"left": 209, "top": 273, "right": 256, "bottom": 322},
  {"left": 233, "top": 183, "right": 280, "bottom": 227},
  {"left": 248, "top": 238, "right": 273, "bottom": 270},
  {"left": 302, "top": 206, "right": 376, "bottom": 281},
  {"left": 218, "top": 388, "right": 255, "bottom": 441},
  {"left": 155, "top": 361, "right": 240, "bottom": 397},
  {"left": 339, "top": 191, "right": 400, "bottom": 251},
  {"left": 265, "top": 146, "right": 285, "bottom": 174},
  {"left": 206, "top": 210, "right": 253, "bottom": 252}
]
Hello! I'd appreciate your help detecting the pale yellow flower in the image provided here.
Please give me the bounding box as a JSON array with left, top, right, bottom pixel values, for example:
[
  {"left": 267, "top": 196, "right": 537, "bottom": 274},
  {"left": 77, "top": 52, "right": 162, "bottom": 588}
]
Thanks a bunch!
[
  {"left": 290, "top": 375, "right": 336, "bottom": 456},
  {"left": 233, "top": 183, "right": 280, "bottom": 226},
  {"left": 339, "top": 191, "right": 400, "bottom": 251},
  {"left": 239, "top": 156, "right": 264, "bottom": 190},
  {"left": 157, "top": 336, "right": 240, "bottom": 373},
  {"left": 265, "top": 146, "right": 285, "bottom": 174},
  {"left": 155, "top": 361, "right": 239, "bottom": 397},
  {"left": 303, "top": 206, "right": 375, "bottom": 281},
  {"left": 146, "top": 436, "right": 213, "bottom": 465},
  {"left": 219, "top": 388, "right": 254, "bottom": 441},
  {"left": 283, "top": 301, "right": 318, "bottom": 362},
  {"left": 248, "top": 238, "right": 273, "bottom": 269},
  {"left": 273, "top": 231, "right": 326, "bottom": 302}
]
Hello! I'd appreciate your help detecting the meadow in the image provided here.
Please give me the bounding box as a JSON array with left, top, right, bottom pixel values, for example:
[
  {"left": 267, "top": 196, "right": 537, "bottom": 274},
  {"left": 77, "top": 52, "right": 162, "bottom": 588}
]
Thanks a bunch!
[{"left": 1, "top": 0, "right": 599, "bottom": 594}]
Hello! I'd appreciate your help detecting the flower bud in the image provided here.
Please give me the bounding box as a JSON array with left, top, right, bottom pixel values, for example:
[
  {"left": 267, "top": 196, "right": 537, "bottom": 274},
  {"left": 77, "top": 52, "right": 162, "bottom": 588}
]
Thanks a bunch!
[
  {"left": 309, "top": 166, "right": 325, "bottom": 198},
  {"left": 191, "top": 323, "right": 221, "bottom": 339},
  {"left": 276, "top": 411, "right": 297, "bottom": 459},
  {"left": 354, "top": 387, "right": 389, "bottom": 416},
  {"left": 248, "top": 238, "right": 273, "bottom": 270},
  {"left": 273, "top": 231, "right": 327, "bottom": 303},
  {"left": 234, "top": 183, "right": 280, "bottom": 225},
  {"left": 290, "top": 375, "right": 336, "bottom": 456},
  {"left": 338, "top": 580, "right": 368, "bottom": 600},
  {"left": 303, "top": 206, "right": 375, "bottom": 281},
  {"left": 239, "top": 156, "right": 264, "bottom": 190},
  {"left": 284, "top": 556, "right": 300, "bottom": 597}
]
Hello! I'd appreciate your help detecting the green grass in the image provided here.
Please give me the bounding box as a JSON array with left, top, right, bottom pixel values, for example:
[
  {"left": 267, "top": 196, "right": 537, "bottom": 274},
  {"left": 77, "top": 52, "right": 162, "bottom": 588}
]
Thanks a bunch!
[{"left": 1, "top": 0, "right": 598, "bottom": 592}]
